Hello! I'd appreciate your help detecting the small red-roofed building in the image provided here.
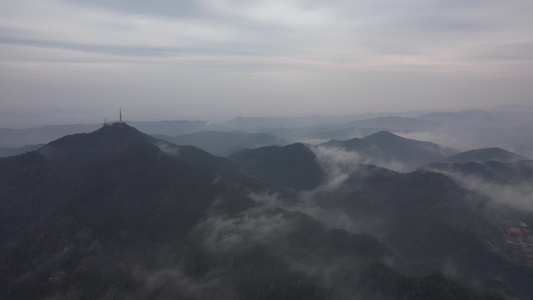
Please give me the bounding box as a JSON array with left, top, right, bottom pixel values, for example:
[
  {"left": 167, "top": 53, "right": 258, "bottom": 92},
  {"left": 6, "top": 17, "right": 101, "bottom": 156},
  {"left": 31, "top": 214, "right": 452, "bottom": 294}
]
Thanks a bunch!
[{"left": 506, "top": 227, "right": 524, "bottom": 236}]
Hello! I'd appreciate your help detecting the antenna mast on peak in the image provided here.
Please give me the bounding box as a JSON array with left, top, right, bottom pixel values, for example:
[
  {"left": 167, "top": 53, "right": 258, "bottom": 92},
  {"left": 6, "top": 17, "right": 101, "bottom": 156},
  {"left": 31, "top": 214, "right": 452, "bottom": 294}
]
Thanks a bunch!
[{"left": 119, "top": 107, "right": 122, "bottom": 123}]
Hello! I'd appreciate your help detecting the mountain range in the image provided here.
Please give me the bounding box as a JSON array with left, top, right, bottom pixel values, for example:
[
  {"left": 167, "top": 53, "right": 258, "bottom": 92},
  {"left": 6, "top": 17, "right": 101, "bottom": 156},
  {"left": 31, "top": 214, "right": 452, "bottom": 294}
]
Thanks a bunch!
[
  {"left": 154, "top": 131, "right": 287, "bottom": 157},
  {"left": 3, "top": 108, "right": 532, "bottom": 160},
  {"left": 321, "top": 131, "right": 458, "bottom": 171},
  {"left": 1, "top": 122, "right": 533, "bottom": 299}
]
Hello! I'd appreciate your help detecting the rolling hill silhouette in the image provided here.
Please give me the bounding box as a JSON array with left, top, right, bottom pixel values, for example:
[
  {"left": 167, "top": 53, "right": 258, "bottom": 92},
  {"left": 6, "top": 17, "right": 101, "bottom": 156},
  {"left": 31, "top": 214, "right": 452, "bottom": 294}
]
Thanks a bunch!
[
  {"left": 154, "top": 130, "right": 287, "bottom": 156},
  {"left": 441, "top": 148, "right": 525, "bottom": 164},
  {"left": 322, "top": 131, "right": 457, "bottom": 170}
]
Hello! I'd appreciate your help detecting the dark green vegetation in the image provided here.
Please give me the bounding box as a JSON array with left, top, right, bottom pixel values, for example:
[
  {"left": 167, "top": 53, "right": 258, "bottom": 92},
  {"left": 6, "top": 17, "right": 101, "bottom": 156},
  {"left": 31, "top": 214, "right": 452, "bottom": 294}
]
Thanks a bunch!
[
  {"left": 1, "top": 123, "right": 532, "bottom": 299},
  {"left": 229, "top": 143, "right": 324, "bottom": 190}
]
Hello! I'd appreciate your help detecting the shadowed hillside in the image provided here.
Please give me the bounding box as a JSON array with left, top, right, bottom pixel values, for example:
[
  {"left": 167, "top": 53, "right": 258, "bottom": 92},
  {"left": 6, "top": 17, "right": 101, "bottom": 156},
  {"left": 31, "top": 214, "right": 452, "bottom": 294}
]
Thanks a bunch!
[
  {"left": 229, "top": 143, "right": 324, "bottom": 191},
  {"left": 0, "top": 124, "right": 530, "bottom": 299}
]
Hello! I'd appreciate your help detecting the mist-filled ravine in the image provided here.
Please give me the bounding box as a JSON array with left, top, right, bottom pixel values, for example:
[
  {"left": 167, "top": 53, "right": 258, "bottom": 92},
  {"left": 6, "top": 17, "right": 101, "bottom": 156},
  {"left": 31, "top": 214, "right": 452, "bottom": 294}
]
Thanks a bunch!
[{"left": 1, "top": 109, "right": 533, "bottom": 299}]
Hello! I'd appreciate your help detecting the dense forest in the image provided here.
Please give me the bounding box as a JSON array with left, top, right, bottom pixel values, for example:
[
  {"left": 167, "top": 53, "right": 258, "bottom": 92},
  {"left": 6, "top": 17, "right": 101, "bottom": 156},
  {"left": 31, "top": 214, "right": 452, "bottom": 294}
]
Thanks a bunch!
[{"left": 1, "top": 122, "right": 532, "bottom": 299}]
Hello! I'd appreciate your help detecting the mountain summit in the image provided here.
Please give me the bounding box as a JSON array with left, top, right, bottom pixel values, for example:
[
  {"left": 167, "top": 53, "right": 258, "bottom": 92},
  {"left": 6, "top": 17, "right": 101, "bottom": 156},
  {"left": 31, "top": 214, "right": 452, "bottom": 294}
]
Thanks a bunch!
[
  {"left": 37, "top": 122, "right": 239, "bottom": 182},
  {"left": 322, "top": 131, "right": 457, "bottom": 170},
  {"left": 43, "top": 122, "right": 155, "bottom": 153},
  {"left": 441, "top": 147, "right": 525, "bottom": 164}
]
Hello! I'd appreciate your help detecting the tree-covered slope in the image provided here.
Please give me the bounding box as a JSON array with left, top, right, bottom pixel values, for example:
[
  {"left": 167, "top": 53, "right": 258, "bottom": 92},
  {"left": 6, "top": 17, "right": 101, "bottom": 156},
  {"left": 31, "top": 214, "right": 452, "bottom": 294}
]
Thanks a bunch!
[
  {"left": 0, "top": 123, "right": 530, "bottom": 299},
  {"left": 229, "top": 143, "right": 324, "bottom": 191}
]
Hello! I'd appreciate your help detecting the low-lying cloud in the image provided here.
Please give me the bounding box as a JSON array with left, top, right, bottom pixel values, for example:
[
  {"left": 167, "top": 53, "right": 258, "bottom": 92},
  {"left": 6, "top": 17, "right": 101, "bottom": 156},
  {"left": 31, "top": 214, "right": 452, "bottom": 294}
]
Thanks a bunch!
[
  {"left": 312, "top": 145, "right": 364, "bottom": 190},
  {"left": 195, "top": 206, "right": 289, "bottom": 253},
  {"left": 247, "top": 145, "right": 380, "bottom": 233},
  {"left": 156, "top": 142, "right": 182, "bottom": 158},
  {"left": 427, "top": 168, "right": 533, "bottom": 212},
  {"left": 313, "top": 143, "right": 411, "bottom": 173}
]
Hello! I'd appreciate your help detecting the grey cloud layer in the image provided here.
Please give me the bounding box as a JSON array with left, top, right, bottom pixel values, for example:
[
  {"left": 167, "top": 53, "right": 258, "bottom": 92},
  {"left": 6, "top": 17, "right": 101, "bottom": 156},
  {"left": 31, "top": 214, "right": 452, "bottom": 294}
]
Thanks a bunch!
[
  {"left": 1, "top": 0, "right": 533, "bottom": 123},
  {"left": 3, "top": 0, "right": 532, "bottom": 66}
]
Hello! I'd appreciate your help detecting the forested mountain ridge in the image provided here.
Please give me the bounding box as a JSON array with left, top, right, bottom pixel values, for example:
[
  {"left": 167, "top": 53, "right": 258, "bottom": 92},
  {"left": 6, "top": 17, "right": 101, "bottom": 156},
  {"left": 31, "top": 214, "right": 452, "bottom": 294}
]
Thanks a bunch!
[
  {"left": 321, "top": 131, "right": 458, "bottom": 170},
  {"left": 0, "top": 123, "right": 531, "bottom": 299}
]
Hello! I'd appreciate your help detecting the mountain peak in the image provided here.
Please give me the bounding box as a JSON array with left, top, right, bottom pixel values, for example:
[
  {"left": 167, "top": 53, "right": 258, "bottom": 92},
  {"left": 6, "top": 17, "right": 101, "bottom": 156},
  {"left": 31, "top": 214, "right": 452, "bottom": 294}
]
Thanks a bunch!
[
  {"left": 368, "top": 130, "right": 399, "bottom": 137},
  {"left": 45, "top": 122, "right": 154, "bottom": 150},
  {"left": 36, "top": 122, "right": 158, "bottom": 182},
  {"left": 96, "top": 121, "right": 143, "bottom": 135},
  {"left": 362, "top": 130, "right": 407, "bottom": 144},
  {"left": 441, "top": 147, "right": 525, "bottom": 164},
  {"left": 37, "top": 122, "right": 240, "bottom": 183},
  {"left": 324, "top": 130, "right": 457, "bottom": 170}
]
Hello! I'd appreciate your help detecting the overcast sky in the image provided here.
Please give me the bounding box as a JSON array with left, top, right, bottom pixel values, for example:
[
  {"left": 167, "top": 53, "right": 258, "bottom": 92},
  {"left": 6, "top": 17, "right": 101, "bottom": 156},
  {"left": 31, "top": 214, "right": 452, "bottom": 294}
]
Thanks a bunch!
[{"left": 1, "top": 0, "right": 533, "bottom": 126}]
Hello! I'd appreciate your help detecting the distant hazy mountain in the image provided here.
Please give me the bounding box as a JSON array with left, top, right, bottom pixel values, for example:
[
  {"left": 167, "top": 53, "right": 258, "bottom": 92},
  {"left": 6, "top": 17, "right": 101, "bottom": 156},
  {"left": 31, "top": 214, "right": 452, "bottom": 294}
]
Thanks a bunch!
[
  {"left": 0, "top": 121, "right": 209, "bottom": 148},
  {"left": 441, "top": 148, "right": 525, "bottom": 164},
  {"left": 497, "top": 104, "right": 533, "bottom": 112},
  {"left": 257, "top": 116, "right": 439, "bottom": 144},
  {"left": 419, "top": 110, "right": 533, "bottom": 126},
  {"left": 344, "top": 116, "right": 441, "bottom": 133},
  {"left": 218, "top": 116, "right": 303, "bottom": 132},
  {"left": 217, "top": 115, "right": 366, "bottom": 133},
  {"left": 264, "top": 127, "right": 295, "bottom": 141},
  {"left": 220, "top": 110, "right": 533, "bottom": 158},
  {"left": 154, "top": 130, "right": 287, "bottom": 156},
  {"left": 129, "top": 120, "right": 208, "bottom": 136},
  {"left": 322, "top": 131, "right": 458, "bottom": 170},
  {"left": 417, "top": 111, "right": 468, "bottom": 123},
  {"left": 413, "top": 110, "right": 533, "bottom": 154},
  {"left": 0, "top": 124, "right": 100, "bottom": 147},
  {"left": 261, "top": 124, "right": 378, "bottom": 143},
  {"left": 0, "top": 144, "right": 44, "bottom": 157},
  {"left": 4, "top": 108, "right": 531, "bottom": 157},
  {"left": 306, "top": 125, "right": 379, "bottom": 141},
  {"left": 281, "top": 116, "right": 440, "bottom": 143},
  {"left": 217, "top": 111, "right": 436, "bottom": 133}
]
